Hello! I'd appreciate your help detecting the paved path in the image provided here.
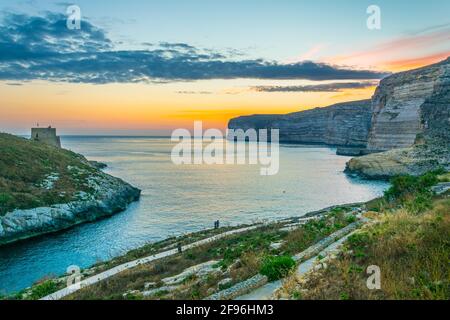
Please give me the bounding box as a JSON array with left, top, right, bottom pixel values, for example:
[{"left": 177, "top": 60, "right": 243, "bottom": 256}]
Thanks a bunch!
[
  {"left": 41, "top": 225, "right": 261, "bottom": 300},
  {"left": 235, "top": 230, "right": 358, "bottom": 300}
]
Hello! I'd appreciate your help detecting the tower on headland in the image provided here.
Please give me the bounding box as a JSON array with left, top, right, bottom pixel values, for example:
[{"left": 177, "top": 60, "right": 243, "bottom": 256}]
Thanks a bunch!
[{"left": 31, "top": 125, "right": 61, "bottom": 148}]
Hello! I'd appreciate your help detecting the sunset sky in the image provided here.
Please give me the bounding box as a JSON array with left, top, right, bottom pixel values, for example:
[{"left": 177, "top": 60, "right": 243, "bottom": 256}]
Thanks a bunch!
[{"left": 0, "top": 0, "right": 449, "bottom": 135}]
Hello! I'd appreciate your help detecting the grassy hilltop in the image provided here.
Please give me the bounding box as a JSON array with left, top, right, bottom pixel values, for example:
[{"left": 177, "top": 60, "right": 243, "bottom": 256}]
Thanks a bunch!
[
  {"left": 0, "top": 133, "right": 140, "bottom": 245},
  {"left": 0, "top": 133, "right": 98, "bottom": 215},
  {"left": 278, "top": 171, "right": 450, "bottom": 300}
]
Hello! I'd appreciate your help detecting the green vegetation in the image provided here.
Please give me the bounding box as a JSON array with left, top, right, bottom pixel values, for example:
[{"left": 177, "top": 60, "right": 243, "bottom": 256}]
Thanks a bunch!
[
  {"left": 65, "top": 225, "right": 283, "bottom": 300},
  {"left": 27, "top": 280, "right": 59, "bottom": 300},
  {"left": 281, "top": 209, "right": 354, "bottom": 255},
  {"left": 61, "top": 208, "right": 358, "bottom": 300},
  {"left": 0, "top": 133, "right": 98, "bottom": 215},
  {"left": 89, "top": 225, "right": 242, "bottom": 275},
  {"left": 383, "top": 169, "right": 445, "bottom": 214},
  {"left": 281, "top": 171, "right": 450, "bottom": 300},
  {"left": 260, "top": 256, "right": 296, "bottom": 281}
]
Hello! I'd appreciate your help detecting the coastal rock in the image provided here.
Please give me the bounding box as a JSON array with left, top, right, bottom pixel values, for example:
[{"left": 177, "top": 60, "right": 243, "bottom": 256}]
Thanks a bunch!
[
  {"left": 0, "top": 133, "right": 141, "bottom": 245},
  {"left": 367, "top": 57, "right": 449, "bottom": 152},
  {"left": 228, "top": 100, "right": 372, "bottom": 148},
  {"left": 88, "top": 160, "right": 108, "bottom": 170},
  {"left": 227, "top": 58, "right": 449, "bottom": 178},
  {"left": 347, "top": 58, "right": 450, "bottom": 178},
  {"left": 345, "top": 145, "right": 449, "bottom": 179},
  {"left": 0, "top": 171, "right": 141, "bottom": 245}
]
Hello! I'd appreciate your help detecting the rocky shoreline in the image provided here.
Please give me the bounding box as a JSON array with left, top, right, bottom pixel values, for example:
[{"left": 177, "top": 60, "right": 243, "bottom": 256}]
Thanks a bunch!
[
  {"left": 228, "top": 57, "right": 450, "bottom": 179},
  {"left": 0, "top": 133, "right": 141, "bottom": 246},
  {"left": 0, "top": 171, "right": 141, "bottom": 246}
]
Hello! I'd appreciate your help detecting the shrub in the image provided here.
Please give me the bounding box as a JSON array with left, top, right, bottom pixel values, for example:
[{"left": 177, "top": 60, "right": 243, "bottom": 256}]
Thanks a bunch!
[
  {"left": 346, "top": 215, "right": 357, "bottom": 224},
  {"left": 28, "top": 280, "right": 58, "bottom": 300},
  {"left": 405, "top": 192, "right": 433, "bottom": 214},
  {"left": 383, "top": 170, "right": 444, "bottom": 214},
  {"left": 260, "top": 255, "right": 295, "bottom": 281},
  {"left": 384, "top": 171, "right": 441, "bottom": 201},
  {"left": 0, "top": 193, "right": 11, "bottom": 203}
]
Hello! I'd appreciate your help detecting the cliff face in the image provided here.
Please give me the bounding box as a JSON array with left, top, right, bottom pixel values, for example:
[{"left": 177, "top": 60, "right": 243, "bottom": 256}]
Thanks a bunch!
[
  {"left": 227, "top": 57, "right": 449, "bottom": 178},
  {"left": 228, "top": 100, "right": 372, "bottom": 148},
  {"left": 346, "top": 58, "right": 450, "bottom": 178},
  {"left": 367, "top": 57, "right": 450, "bottom": 152},
  {"left": 0, "top": 133, "right": 141, "bottom": 245}
]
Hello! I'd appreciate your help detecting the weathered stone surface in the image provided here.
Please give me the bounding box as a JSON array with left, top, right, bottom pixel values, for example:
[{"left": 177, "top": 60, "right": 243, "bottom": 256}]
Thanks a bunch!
[
  {"left": 205, "top": 274, "right": 268, "bottom": 300},
  {"left": 367, "top": 57, "right": 450, "bottom": 151},
  {"left": 347, "top": 58, "right": 450, "bottom": 178},
  {"left": 0, "top": 170, "right": 141, "bottom": 246},
  {"left": 345, "top": 145, "right": 449, "bottom": 179},
  {"left": 228, "top": 100, "right": 372, "bottom": 147},
  {"left": 227, "top": 58, "right": 449, "bottom": 178},
  {"left": 161, "top": 260, "right": 220, "bottom": 285},
  {"left": 336, "top": 147, "right": 368, "bottom": 156}
]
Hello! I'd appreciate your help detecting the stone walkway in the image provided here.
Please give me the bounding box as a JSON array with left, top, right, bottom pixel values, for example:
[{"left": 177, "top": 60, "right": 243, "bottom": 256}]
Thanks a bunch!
[
  {"left": 234, "top": 222, "right": 363, "bottom": 300},
  {"left": 41, "top": 225, "right": 261, "bottom": 300}
]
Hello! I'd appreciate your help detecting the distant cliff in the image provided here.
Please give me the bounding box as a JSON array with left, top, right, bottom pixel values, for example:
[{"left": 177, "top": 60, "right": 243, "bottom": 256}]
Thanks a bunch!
[
  {"left": 227, "top": 57, "right": 450, "bottom": 178},
  {"left": 0, "top": 133, "right": 141, "bottom": 246},
  {"left": 228, "top": 99, "right": 372, "bottom": 149}
]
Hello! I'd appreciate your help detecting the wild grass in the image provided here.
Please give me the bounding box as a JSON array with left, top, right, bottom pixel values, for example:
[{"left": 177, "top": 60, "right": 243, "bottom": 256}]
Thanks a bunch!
[
  {"left": 294, "top": 198, "right": 449, "bottom": 300},
  {"left": 0, "top": 133, "right": 97, "bottom": 215},
  {"left": 280, "top": 209, "right": 354, "bottom": 255},
  {"left": 260, "top": 255, "right": 296, "bottom": 281},
  {"left": 66, "top": 225, "right": 282, "bottom": 300},
  {"left": 279, "top": 171, "right": 450, "bottom": 300},
  {"left": 64, "top": 209, "right": 360, "bottom": 300},
  {"left": 89, "top": 225, "right": 242, "bottom": 274}
]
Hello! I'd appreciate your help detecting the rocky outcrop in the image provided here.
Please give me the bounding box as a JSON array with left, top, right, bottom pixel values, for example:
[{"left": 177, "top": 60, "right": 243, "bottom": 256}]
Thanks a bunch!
[
  {"left": 0, "top": 133, "right": 141, "bottom": 246},
  {"left": 227, "top": 58, "right": 449, "bottom": 179},
  {"left": 367, "top": 57, "right": 450, "bottom": 152},
  {"left": 228, "top": 100, "right": 372, "bottom": 148},
  {"left": 346, "top": 145, "right": 449, "bottom": 179},
  {"left": 0, "top": 171, "right": 140, "bottom": 246},
  {"left": 347, "top": 58, "right": 450, "bottom": 178}
]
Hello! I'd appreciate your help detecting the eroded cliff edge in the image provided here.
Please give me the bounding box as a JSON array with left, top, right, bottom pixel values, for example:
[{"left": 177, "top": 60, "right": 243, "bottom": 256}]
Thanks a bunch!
[
  {"left": 228, "top": 99, "right": 372, "bottom": 151},
  {"left": 228, "top": 57, "right": 450, "bottom": 179},
  {"left": 0, "top": 133, "right": 141, "bottom": 246},
  {"left": 346, "top": 57, "right": 450, "bottom": 179}
]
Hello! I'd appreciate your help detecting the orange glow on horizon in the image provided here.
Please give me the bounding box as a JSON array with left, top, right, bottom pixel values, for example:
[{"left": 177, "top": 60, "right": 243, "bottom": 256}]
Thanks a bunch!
[{"left": 0, "top": 79, "right": 378, "bottom": 134}]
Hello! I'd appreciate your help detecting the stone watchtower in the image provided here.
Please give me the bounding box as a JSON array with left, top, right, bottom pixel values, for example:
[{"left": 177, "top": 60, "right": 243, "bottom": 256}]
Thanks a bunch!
[{"left": 31, "top": 126, "right": 61, "bottom": 148}]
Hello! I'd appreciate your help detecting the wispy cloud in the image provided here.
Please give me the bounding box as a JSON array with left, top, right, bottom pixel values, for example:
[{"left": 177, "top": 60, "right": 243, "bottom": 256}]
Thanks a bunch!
[
  {"left": 175, "top": 91, "right": 213, "bottom": 95},
  {"left": 286, "top": 43, "right": 328, "bottom": 63},
  {"left": 325, "top": 23, "right": 450, "bottom": 71},
  {"left": 252, "top": 81, "right": 378, "bottom": 93},
  {"left": 0, "top": 12, "right": 388, "bottom": 84}
]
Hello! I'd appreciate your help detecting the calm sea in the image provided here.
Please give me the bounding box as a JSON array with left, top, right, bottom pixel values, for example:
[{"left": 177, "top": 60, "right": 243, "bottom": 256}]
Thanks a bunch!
[{"left": 0, "top": 136, "right": 388, "bottom": 294}]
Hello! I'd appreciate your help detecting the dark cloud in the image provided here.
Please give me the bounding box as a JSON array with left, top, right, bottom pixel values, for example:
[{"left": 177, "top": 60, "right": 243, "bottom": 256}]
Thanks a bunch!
[
  {"left": 252, "top": 81, "right": 379, "bottom": 92},
  {"left": 0, "top": 12, "right": 390, "bottom": 84}
]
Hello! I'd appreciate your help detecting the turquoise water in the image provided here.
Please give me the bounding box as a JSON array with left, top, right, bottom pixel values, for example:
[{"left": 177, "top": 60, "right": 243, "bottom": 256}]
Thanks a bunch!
[{"left": 0, "top": 136, "right": 388, "bottom": 294}]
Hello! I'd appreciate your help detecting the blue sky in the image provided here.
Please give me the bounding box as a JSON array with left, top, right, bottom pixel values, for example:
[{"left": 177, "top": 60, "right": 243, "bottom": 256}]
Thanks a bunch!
[
  {"left": 0, "top": 0, "right": 449, "bottom": 134},
  {"left": 3, "top": 0, "right": 450, "bottom": 61}
]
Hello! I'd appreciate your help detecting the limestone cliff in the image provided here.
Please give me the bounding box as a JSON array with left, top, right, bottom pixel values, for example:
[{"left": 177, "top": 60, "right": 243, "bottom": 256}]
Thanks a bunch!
[
  {"left": 228, "top": 99, "right": 372, "bottom": 149},
  {"left": 227, "top": 57, "right": 449, "bottom": 179},
  {"left": 367, "top": 57, "right": 450, "bottom": 152},
  {"left": 0, "top": 133, "right": 141, "bottom": 245},
  {"left": 346, "top": 58, "right": 450, "bottom": 178}
]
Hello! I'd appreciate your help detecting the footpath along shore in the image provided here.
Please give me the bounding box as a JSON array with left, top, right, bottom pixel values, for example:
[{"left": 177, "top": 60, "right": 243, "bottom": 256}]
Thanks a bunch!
[{"left": 41, "top": 201, "right": 367, "bottom": 300}]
